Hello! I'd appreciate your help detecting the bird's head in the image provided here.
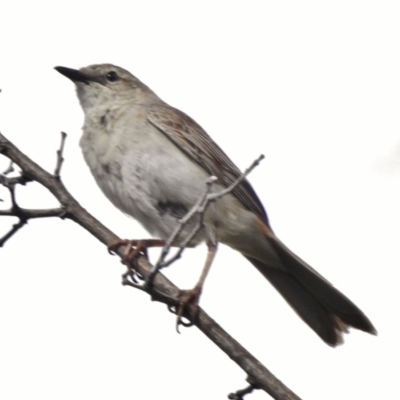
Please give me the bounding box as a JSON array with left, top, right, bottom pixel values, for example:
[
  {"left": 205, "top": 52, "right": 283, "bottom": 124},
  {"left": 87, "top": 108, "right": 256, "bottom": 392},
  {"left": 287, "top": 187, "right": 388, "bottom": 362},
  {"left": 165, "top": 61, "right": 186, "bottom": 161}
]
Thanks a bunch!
[{"left": 55, "top": 64, "right": 156, "bottom": 112}]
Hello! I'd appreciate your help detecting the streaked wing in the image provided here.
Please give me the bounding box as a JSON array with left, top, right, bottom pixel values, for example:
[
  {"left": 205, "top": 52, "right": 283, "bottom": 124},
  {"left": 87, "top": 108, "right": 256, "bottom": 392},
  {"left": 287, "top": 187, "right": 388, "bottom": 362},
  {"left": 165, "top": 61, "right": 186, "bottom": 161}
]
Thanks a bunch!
[{"left": 148, "top": 103, "right": 269, "bottom": 224}]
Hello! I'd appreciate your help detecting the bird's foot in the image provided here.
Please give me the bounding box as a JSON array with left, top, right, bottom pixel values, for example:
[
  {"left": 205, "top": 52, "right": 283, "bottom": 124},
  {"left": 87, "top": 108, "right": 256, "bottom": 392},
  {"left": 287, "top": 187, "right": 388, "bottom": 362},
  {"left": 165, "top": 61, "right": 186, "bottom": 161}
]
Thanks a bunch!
[
  {"left": 174, "top": 286, "right": 202, "bottom": 332},
  {"left": 121, "top": 263, "right": 145, "bottom": 287},
  {"left": 108, "top": 239, "right": 167, "bottom": 289}
]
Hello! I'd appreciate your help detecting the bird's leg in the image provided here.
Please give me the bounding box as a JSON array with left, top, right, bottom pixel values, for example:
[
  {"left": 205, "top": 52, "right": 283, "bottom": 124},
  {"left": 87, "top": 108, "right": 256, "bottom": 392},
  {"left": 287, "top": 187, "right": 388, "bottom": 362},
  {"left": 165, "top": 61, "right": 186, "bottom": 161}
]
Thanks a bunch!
[{"left": 175, "top": 240, "right": 218, "bottom": 331}]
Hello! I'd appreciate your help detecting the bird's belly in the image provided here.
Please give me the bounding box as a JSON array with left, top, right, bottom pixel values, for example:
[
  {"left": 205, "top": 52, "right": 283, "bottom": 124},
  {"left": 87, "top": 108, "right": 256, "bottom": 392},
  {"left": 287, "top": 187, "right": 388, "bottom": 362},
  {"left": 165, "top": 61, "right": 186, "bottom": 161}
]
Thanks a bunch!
[{"left": 81, "top": 132, "right": 211, "bottom": 242}]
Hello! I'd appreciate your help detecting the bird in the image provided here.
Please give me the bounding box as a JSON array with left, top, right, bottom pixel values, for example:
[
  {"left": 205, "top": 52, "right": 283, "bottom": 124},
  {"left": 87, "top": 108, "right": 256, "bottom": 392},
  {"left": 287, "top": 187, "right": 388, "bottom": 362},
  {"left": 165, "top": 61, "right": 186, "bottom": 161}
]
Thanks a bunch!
[{"left": 55, "top": 64, "right": 376, "bottom": 346}]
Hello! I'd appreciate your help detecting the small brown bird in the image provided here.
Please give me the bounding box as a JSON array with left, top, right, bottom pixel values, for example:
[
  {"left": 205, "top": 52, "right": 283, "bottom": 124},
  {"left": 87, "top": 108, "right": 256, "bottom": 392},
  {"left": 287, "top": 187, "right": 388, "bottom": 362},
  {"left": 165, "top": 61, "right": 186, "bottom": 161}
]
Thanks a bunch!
[{"left": 55, "top": 64, "right": 376, "bottom": 346}]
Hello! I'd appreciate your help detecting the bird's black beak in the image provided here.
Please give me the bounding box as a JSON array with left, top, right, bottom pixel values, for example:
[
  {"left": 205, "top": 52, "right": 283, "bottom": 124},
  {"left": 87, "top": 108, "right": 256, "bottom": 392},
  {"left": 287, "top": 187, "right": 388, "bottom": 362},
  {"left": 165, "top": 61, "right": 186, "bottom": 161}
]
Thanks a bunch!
[{"left": 55, "top": 66, "right": 94, "bottom": 85}]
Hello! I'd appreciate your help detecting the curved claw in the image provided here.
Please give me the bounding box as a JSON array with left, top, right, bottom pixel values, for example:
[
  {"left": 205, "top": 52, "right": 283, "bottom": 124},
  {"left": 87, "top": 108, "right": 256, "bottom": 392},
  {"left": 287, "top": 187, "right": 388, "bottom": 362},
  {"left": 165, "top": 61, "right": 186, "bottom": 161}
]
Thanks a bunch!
[
  {"left": 129, "top": 271, "right": 140, "bottom": 284},
  {"left": 167, "top": 303, "right": 195, "bottom": 332},
  {"left": 176, "top": 316, "right": 194, "bottom": 333},
  {"left": 121, "top": 271, "right": 149, "bottom": 291},
  {"left": 122, "top": 267, "right": 143, "bottom": 285},
  {"left": 167, "top": 304, "right": 177, "bottom": 314},
  {"left": 135, "top": 272, "right": 145, "bottom": 281},
  {"left": 122, "top": 272, "right": 136, "bottom": 285},
  {"left": 173, "top": 287, "right": 202, "bottom": 333},
  {"left": 108, "top": 248, "right": 116, "bottom": 255}
]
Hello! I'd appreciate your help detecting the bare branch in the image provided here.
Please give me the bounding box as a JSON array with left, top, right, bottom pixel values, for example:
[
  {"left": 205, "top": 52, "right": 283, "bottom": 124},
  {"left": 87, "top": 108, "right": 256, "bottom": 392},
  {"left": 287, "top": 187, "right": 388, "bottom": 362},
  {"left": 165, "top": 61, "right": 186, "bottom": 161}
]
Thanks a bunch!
[
  {"left": 0, "top": 174, "right": 31, "bottom": 187},
  {"left": 0, "top": 218, "right": 26, "bottom": 247},
  {"left": 134, "top": 256, "right": 301, "bottom": 400},
  {"left": 0, "top": 131, "right": 301, "bottom": 400},
  {"left": 54, "top": 131, "right": 67, "bottom": 178},
  {"left": 0, "top": 182, "right": 64, "bottom": 245},
  {"left": 0, "top": 169, "right": 31, "bottom": 215},
  {"left": 0, "top": 207, "right": 64, "bottom": 218},
  {"left": 0, "top": 163, "right": 42, "bottom": 244}
]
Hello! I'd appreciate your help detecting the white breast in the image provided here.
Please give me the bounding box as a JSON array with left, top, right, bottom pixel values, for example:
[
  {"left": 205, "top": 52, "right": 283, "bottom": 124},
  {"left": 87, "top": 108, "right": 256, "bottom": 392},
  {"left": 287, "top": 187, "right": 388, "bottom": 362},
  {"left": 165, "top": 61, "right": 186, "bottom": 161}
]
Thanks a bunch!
[{"left": 79, "top": 104, "right": 210, "bottom": 241}]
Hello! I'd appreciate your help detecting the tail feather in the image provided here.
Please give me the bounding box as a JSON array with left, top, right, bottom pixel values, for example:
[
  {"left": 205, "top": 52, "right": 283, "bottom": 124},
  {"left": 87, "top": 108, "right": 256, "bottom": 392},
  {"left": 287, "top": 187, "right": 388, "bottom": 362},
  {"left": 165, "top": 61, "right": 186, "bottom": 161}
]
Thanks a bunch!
[{"left": 246, "top": 240, "right": 376, "bottom": 346}]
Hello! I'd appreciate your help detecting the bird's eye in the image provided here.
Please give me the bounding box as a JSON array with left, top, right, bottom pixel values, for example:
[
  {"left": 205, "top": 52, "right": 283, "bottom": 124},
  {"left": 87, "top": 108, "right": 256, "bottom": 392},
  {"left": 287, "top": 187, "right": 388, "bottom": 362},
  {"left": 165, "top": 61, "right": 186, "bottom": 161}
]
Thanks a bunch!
[{"left": 106, "top": 71, "right": 119, "bottom": 82}]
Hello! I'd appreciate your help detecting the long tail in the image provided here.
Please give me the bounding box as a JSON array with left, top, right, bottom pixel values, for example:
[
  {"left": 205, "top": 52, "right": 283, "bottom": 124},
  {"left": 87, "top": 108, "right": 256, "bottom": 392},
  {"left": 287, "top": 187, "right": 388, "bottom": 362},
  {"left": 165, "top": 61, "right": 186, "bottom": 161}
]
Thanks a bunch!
[{"left": 246, "top": 239, "right": 377, "bottom": 346}]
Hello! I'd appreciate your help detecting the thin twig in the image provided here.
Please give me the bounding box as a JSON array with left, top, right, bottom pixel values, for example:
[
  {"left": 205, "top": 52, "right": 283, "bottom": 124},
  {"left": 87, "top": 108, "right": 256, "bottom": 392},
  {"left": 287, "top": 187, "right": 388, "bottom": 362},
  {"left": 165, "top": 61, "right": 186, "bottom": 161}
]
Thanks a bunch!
[
  {"left": 0, "top": 207, "right": 64, "bottom": 218},
  {"left": 156, "top": 155, "right": 264, "bottom": 270},
  {"left": 0, "top": 219, "right": 26, "bottom": 247},
  {"left": 2, "top": 160, "right": 14, "bottom": 175},
  {"left": 54, "top": 131, "right": 67, "bottom": 178},
  {"left": 228, "top": 383, "right": 259, "bottom": 399},
  {"left": 151, "top": 176, "right": 217, "bottom": 277},
  {"left": 208, "top": 154, "right": 265, "bottom": 201},
  {"left": 0, "top": 207, "right": 65, "bottom": 247},
  {"left": 9, "top": 183, "right": 18, "bottom": 210},
  {"left": 162, "top": 176, "right": 218, "bottom": 266}
]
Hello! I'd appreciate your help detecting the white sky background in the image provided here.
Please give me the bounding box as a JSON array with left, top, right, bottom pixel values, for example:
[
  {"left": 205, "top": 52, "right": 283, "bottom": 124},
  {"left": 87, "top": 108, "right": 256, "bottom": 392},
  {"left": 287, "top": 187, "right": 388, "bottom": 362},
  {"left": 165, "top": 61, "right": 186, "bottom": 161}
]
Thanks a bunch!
[{"left": 0, "top": 1, "right": 399, "bottom": 399}]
